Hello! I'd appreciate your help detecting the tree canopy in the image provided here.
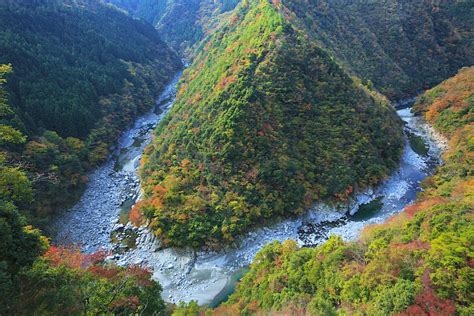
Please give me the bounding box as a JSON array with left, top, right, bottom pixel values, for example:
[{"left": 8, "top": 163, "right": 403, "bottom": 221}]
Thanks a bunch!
[
  {"left": 137, "top": 0, "right": 404, "bottom": 248},
  {"left": 215, "top": 66, "right": 474, "bottom": 315},
  {"left": 0, "top": 1, "right": 181, "bottom": 225}
]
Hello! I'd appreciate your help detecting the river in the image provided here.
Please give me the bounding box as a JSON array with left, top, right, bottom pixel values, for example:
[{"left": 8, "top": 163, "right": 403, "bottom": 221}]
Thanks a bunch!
[{"left": 51, "top": 74, "right": 446, "bottom": 306}]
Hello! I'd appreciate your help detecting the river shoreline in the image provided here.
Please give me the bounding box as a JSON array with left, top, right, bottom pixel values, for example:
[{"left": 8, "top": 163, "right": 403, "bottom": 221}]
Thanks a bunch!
[
  {"left": 51, "top": 81, "right": 445, "bottom": 305},
  {"left": 116, "top": 107, "right": 445, "bottom": 305},
  {"left": 50, "top": 72, "right": 182, "bottom": 252}
]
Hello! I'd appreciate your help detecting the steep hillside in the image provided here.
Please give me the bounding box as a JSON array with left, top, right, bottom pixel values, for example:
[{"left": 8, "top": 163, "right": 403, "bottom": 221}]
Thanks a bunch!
[
  {"left": 1, "top": 2, "right": 181, "bottom": 139},
  {"left": 136, "top": 0, "right": 404, "bottom": 248},
  {"left": 0, "top": 1, "right": 181, "bottom": 224},
  {"left": 282, "top": 0, "right": 474, "bottom": 99},
  {"left": 108, "top": 0, "right": 473, "bottom": 99},
  {"left": 214, "top": 67, "right": 474, "bottom": 315},
  {"left": 0, "top": 63, "right": 167, "bottom": 316},
  {"left": 106, "top": 0, "right": 239, "bottom": 55}
]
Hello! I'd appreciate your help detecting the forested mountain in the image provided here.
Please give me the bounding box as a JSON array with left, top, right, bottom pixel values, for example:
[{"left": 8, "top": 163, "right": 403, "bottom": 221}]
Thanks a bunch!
[
  {"left": 208, "top": 66, "right": 474, "bottom": 315},
  {"left": 106, "top": 0, "right": 240, "bottom": 55},
  {"left": 111, "top": 0, "right": 474, "bottom": 99},
  {"left": 1, "top": 64, "right": 167, "bottom": 315},
  {"left": 0, "top": 0, "right": 181, "bottom": 225},
  {"left": 0, "top": 0, "right": 472, "bottom": 314},
  {"left": 1, "top": 1, "right": 180, "bottom": 139},
  {"left": 282, "top": 0, "right": 474, "bottom": 99},
  {"left": 0, "top": 1, "right": 181, "bottom": 313},
  {"left": 136, "top": 0, "right": 404, "bottom": 248}
]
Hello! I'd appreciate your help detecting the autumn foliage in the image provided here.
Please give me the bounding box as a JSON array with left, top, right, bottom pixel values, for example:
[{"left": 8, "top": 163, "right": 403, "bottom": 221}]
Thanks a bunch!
[
  {"left": 213, "top": 67, "right": 474, "bottom": 315},
  {"left": 138, "top": 0, "right": 403, "bottom": 249},
  {"left": 13, "top": 245, "right": 166, "bottom": 315},
  {"left": 44, "top": 246, "right": 107, "bottom": 269}
]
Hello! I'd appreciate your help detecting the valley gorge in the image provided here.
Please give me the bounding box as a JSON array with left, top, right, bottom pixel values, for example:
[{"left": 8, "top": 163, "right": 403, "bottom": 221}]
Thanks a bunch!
[{"left": 0, "top": 0, "right": 473, "bottom": 315}]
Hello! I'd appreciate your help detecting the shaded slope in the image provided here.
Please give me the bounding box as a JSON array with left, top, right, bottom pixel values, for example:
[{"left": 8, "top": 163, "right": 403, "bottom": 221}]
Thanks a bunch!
[
  {"left": 282, "top": 0, "right": 474, "bottom": 99},
  {"left": 0, "top": 1, "right": 181, "bottom": 225},
  {"left": 0, "top": 2, "right": 181, "bottom": 139},
  {"left": 137, "top": 0, "right": 403, "bottom": 248},
  {"left": 0, "top": 63, "right": 167, "bottom": 316},
  {"left": 106, "top": 0, "right": 240, "bottom": 55}
]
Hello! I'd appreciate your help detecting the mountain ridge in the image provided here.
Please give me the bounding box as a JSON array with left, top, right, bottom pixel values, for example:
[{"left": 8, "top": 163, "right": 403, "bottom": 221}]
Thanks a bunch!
[{"left": 136, "top": 0, "right": 404, "bottom": 248}]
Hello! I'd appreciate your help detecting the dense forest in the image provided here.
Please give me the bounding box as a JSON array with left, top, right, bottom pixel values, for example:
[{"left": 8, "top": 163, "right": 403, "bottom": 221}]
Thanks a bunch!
[
  {"left": 204, "top": 66, "right": 473, "bottom": 315},
  {"left": 1, "top": 62, "right": 168, "bottom": 315},
  {"left": 136, "top": 0, "right": 404, "bottom": 248},
  {"left": 0, "top": 1, "right": 186, "bottom": 313},
  {"left": 0, "top": 0, "right": 181, "bottom": 226},
  {"left": 109, "top": 0, "right": 474, "bottom": 99},
  {"left": 282, "top": 0, "right": 474, "bottom": 99},
  {"left": 0, "top": 0, "right": 472, "bottom": 314}
]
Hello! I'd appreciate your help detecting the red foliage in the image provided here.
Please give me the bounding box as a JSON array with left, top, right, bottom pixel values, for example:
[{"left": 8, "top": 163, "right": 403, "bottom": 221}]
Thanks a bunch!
[
  {"left": 393, "top": 240, "right": 430, "bottom": 251},
  {"left": 109, "top": 295, "right": 140, "bottom": 311},
  {"left": 404, "top": 197, "right": 446, "bottom": 219},
  {"left": 346, "top": 185, "right": 354, "bottom": 195},
  {"left": 230, "top": 15, "right": 239, "bottom": 26},
  {"left": 245, "top": 167, "right": 259, "bottom": 182},
  {"left": 397, "top": 271, "right": 456, "bottom": 316},
  {"left": 88, "top": 265, "right": 121, "bottom": 280},
  {"left": 404, "top": 204, "right": 419, "bottom": 219},
  {"left": 218, "top": 75, "right": 237, "bottom": 89},
  {"left": 125, "top": 265, "right": 153, "bottom": 287},
  {"left": 468, "top": 258, "right": 474, "bottom": 268}
]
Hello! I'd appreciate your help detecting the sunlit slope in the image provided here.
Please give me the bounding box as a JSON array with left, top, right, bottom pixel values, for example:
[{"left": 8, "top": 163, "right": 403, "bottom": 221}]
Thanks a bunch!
[{"left": 137, "top": 0, "right": 403, "bottom": 248}]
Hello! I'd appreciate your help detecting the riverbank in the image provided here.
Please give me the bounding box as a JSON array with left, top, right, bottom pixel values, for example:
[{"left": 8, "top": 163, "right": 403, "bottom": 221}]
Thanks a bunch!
[
  {"left": 51, "top": 76, "right": 445, "bottom": 305},
  {"left": 50, "top": 73, "right": 181, "bottom": 252},
  {"left": 114, "top": 106, "right": 445, "bottom": 305}
]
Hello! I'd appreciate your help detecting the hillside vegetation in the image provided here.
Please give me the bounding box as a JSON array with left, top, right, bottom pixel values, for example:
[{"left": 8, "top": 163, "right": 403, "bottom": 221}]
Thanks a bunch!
[
  {"left": 283, "top": 0, "right": 474, "bottom": 99},
  {"left": 213, "top": 66, "right": 474, "bottom": 315},
  {"left": 0, "top": 1, "right": 181, "bottom": 225},
  {"left": 136, "top": 0, "right": 404, "bottom": 248},
  {"left": 109, "top": 0, "right": 474, "bottom": 99},
  {"left": 0, "top": 63, "right": 167, "bottom": 315}
]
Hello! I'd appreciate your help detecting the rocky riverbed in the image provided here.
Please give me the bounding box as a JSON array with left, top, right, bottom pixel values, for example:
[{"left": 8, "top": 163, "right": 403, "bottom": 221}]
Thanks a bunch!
[
  {"left": 51, "top": 73, "right": 181, "bottom": 252},
  {"left": 52, "top": 81, "right": 446, "bottom": 306},
  {"left": 115, "top": 108, "right": 446, "bottom": 305}
]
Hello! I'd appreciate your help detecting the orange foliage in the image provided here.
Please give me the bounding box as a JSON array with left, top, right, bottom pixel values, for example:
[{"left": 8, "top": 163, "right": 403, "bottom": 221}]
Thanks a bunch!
[
  {"left": 392, "top": 240, "right": 430, "bottom": 251},
  {"left": 130, "top": 202, "right": 146, "bottom": 226},
  {"left": 421, "top": 66, "right": 474, "bottom": 131},
  {"left": 230, "top": 14, "right": 239, "bottom": 26},
  {"left": 180, "top": 158, "right": 192, "bottom": 170},
  {"left": 213, "top": 304, "right": 242, "bottom": 315},
  {"left": 45, "top": 246, "right": 107, "bottom": 270},
  {"left": 404, "top": 197, "right": 446, "bottom": 219},
  {"left": 272, "top": 0, "right": 282, "bottom": 9}
]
